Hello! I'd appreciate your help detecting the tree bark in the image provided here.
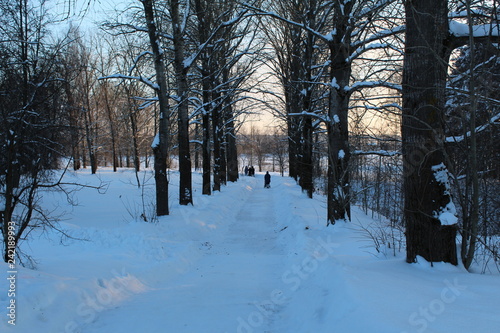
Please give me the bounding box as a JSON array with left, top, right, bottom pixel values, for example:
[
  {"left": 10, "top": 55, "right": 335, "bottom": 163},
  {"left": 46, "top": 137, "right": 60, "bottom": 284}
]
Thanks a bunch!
[
  {"left": 224, "top": 98, "right": 239, "bottom": 182},
  {"left": 102, "top": 83, "right": 118, "bottom": 172},
  {"left": 298, "top": 14, "right": 315, "bottom": 199},
  {"left": 195, "top": 0, "right": 212, "bottom": 195},
  {"left": 460, "top": 1, "right": 480, "bottom": 270},
  {"left": 171, "top": 0, "right": 193, "bottom": 205},
  {"left": 326, "top": 1, "right": 353, "bottom": 225},
  {"left": 402, "top": 0, "right": 457, "bottom": 265},
  {"left": 212, "top": 94, "right": 222, "bottom": 192},
  {"left": 300, "top": 115, "right": 314, "bottom": 198},
  {"left": 129, "top": 108, "right": 141, "bottom": 173},
  {"left": 142, "top": 0, "right": 170, "bottom": 216}
]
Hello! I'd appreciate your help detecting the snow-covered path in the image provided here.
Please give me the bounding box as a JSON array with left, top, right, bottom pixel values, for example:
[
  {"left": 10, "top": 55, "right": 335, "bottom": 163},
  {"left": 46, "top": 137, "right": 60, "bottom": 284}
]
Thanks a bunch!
[
  {"left": 2, "top": 169, "right": 500, "bottom": 333},
  {"left": 83, "top": 175, "right": 288, "bottom": 333}
]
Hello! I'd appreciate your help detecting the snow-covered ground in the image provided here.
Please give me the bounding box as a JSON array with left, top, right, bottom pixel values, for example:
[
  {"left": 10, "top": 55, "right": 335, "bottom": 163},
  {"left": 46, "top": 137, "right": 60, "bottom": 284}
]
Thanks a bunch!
[{"left": 1, "top": 169, "right": 499, "bottom": 333}]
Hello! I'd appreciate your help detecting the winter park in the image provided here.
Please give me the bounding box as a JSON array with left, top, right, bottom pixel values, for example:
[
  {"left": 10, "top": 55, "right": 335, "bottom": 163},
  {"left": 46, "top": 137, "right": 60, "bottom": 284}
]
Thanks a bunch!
[{"left": 1, "top": 0, "right": 500, "bottom": 332}]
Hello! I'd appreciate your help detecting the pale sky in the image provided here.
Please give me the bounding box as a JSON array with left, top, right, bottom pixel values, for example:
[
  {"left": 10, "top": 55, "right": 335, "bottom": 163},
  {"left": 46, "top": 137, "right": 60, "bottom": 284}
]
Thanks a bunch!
[
  {"left": 50, "top": 0, "right": 132, "bottom": 32},
  {"left": 49, "top": 0, "right": 277, "bottom": 132}
]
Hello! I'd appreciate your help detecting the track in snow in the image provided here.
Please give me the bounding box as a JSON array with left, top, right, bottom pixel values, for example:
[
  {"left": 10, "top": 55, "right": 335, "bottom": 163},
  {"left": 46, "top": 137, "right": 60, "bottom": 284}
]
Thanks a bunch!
[{"left": 84, "top": 175, "right": 288, "bottom": 333}]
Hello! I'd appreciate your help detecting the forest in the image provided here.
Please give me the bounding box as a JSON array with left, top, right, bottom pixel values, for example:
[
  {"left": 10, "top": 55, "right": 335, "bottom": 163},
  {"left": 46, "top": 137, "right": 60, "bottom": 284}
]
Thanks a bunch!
[{"left": 1, "top": 0, "right": 499, "bottom": 273}]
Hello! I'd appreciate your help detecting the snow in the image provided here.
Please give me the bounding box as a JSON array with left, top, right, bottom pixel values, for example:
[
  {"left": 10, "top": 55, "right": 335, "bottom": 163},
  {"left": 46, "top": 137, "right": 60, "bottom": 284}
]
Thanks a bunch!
[
  {"left": 449, "top": 20, "right": 500, "bottom": 38},
  {"left": 431, "top": 163, "right": 458, "bottom": 226},
  {"left": 331, "top": 77, "right": 340, "bottom": 89},
  {"left": 324, "top": 28, "right": 336, "bottom": 41},
  {"left": 151, "top": 132, "right": 160, "bottom": 149},
  {"left": 432, "top": 163, "right": 449, "bottom": 185},
  {"left": 332, "top": 114, "right": 340, "bottom": 124},
  {"left": 1, "top": 169, "right": 499, "bottom": 332},
  {"left": 445, "top": 111, "right": 500, "bottom": 143},
  {"left": 182, "top": 54, "right": 196, "bottom": 69}
]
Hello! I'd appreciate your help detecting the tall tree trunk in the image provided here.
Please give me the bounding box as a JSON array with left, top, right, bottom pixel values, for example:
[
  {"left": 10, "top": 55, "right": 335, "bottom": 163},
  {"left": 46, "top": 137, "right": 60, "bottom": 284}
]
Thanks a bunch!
[
  {"left": 212, "top": 96, "right": 222, "bottom": 192},
  {"left": 288, "top": 113, "right": 301, "bottom": 181},
  {"left": 301, "top": 115, "right": 314, "bottom": 198},
  {"left": 287, "top": 26, "right": 303, "bottom": 182},
  {"left": 83, "top": 107, "right": 98, "bottom": 174},
  {"left": 461, "top": 1, "right": 480, "bottom": 269},
  {"left": 326, "top": 83, "right": 351, "bottom": 224},
  {"left": 326, "top": 11, "right": 352, "bottom": 225},
  {"left": 130, "top": 109, "right": 141, "bottom": 172},
  {"left": 194, "top": 122, "right": 200, "bottom": 171},
  {"left": 298, "top": 2, "right": 316, "bottom": 199},
  {"left": 202, "top": 110, "right": 211, "bottom": 195},
  {"left": 195, "top": 0, "right": 212, "bottom": 195},
  {"left": 402, "top": 0, "right": 457, "bottom": 265},
  {"left": 171, "top": 0, "right": 193, "bottom": 205},
  {"left": 142, "top": 0, "right": 170, "bottom": 216},
  {"left": 65, "top": 84, "right": 81, "bottom": 170},
  {"left": 103, "top": 83, "right": 118, "bottom": 172},
  {"left": 224, "top": 99, "right": 238, "bottom": 182}
]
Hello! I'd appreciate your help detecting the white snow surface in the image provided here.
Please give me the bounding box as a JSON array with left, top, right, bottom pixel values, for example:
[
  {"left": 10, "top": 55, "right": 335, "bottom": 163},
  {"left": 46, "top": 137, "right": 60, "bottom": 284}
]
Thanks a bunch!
[{"left": 1, "top": 169, "right": 499, "bottom": 333}]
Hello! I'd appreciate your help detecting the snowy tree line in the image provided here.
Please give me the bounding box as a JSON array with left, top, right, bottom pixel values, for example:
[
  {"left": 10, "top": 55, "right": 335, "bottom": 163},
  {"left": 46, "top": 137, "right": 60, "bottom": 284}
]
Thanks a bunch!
[{"left": 1, "top": 0, "right": 499, "bottom": 271}]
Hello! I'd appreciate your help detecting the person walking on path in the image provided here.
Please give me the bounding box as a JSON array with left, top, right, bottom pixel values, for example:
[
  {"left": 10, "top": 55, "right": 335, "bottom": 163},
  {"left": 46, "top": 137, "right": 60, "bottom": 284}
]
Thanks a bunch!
[{"left": 264, "top": 171, "right": 271, "bottom": 188}]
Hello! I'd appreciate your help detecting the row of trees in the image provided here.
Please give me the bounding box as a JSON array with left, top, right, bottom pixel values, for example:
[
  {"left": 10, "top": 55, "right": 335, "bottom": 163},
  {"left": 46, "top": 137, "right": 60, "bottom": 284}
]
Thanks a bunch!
[
  {"left": 0, "top": 0, "right": 156, "bottom": 263},
  {"left": 1, "top": 0, "right": 499, "bottom": 270},
  {"left": 252, "top": 0, "right": 500, "bottom": 268},
  {"left": 128, "top": 0, "right": 263, "bottom": 214}
]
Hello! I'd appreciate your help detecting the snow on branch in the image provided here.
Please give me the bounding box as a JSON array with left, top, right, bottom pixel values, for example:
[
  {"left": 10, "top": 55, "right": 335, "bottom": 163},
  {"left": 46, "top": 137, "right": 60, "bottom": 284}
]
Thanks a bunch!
[
  {"left": 345, "top": 81, "right": 401, "bottom": 93},
  {"left": 358, "top": 0, "right": 397, "bottom": 18},
  {"left": 449, "top": 20, "right": 500, "bottom": 38},
  {"left": 449, "top": 9, "right": 488, "bottom": 19},
  {"left": 151, "top": 133, "right": 160, "bottom": 149},
  {"left": 99, "top": 74, "right": 159, "bottom": 91},
  {"left": 183, "top": 8, "right": 249, "bottom": 70},
  {"left": 129, "top": 51, "right": 153, "bottom": 74},
  {"left": 352, "top": 150, "right": 401, "bottom": 157},
  {"left": 288, "top": 111, "right": 329, "bottom": 123},
  {"left": 357, "top": 102, "right": 402, "bottom": 112},
  {"left": 241, "top": 3, "right": 330, "bottom": 43},
  {"left": 352, "top": 25, "right": 405, "bottom": 49},
  {"left": 347, "top": 42, "right": 403, "bottom": 63},
  {"left": 180, "top": 0, "right": 190, "bottom": 34},
  {"left": 448, "top": 54, "right": 497, "bottom": 86},
  {"left": 446, "top": 111, "right": 500, "bottom": 143}
]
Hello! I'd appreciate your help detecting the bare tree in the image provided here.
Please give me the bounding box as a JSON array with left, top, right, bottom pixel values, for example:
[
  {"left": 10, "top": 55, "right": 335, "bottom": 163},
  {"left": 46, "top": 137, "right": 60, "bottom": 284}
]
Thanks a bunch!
[
  {"left": 445, "top": 1, "right": 500, "bottom": 269},
  {"left": 0, "top": 0, "right": 87, "bottom": 263},
  {"left": 141, "top": 0, "right": 171, "bottom": 215},
  {"left": 252, "top": 0, "right": 403, "bottom": 224}
]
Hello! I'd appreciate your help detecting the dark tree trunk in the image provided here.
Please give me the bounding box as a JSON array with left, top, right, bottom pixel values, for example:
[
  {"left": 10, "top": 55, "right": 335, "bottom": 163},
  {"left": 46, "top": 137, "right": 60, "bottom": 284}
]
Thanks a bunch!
[
  {"left": 130, "top": 110, "right": 141, "bottom": 172},
  {"left": 298, "top": 4, "right": 317, "bottom": 199},
  {"left": 288, "top": 116, "right": 301, "bottom": 181},
  {"left": 194, "top": 122, "right": 200, "bottom": 171},
  {"left": 326, "top": 92, "right": 351, "bottom": 225},
  {"left": 103, "top": 84, "right": 118, "bottom": 172},
  {"left": 171, "top": 0, "right": 193, "bottom": 205},
  {"left": 220, "top": 138, "right": 227, "bottom": 186},
  {"left": 402, "top": 0, "right": 457, "bottom": 265},
  {"left": 212, "top": 97, "right": 222, "bottom": 192},
  {"left": 287, "top": 26, "right": 303, "bottom": 182},
  {"left": 196, "top": 0, "right": 212, "bottom": 195},
  {"left": 326, "top": 5, "right": 352, "bottom": 225},
  {"left": 300, "top": 115, "right": 314, "bottom": 198},
  {"left": 142, "top": 0, "right": 170, "bottom": 216},
  {"left": 202, "top": 110, "right": 211, "bottom": 195},
  {"left": 83, "top": 110, "right": 98, "bottom": 175},
  {"left": 64, "top": 83, "right": 81, "bottom": 170},
  {"left": 225, "top": 101, "right": 239, "bottom": 182}
]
